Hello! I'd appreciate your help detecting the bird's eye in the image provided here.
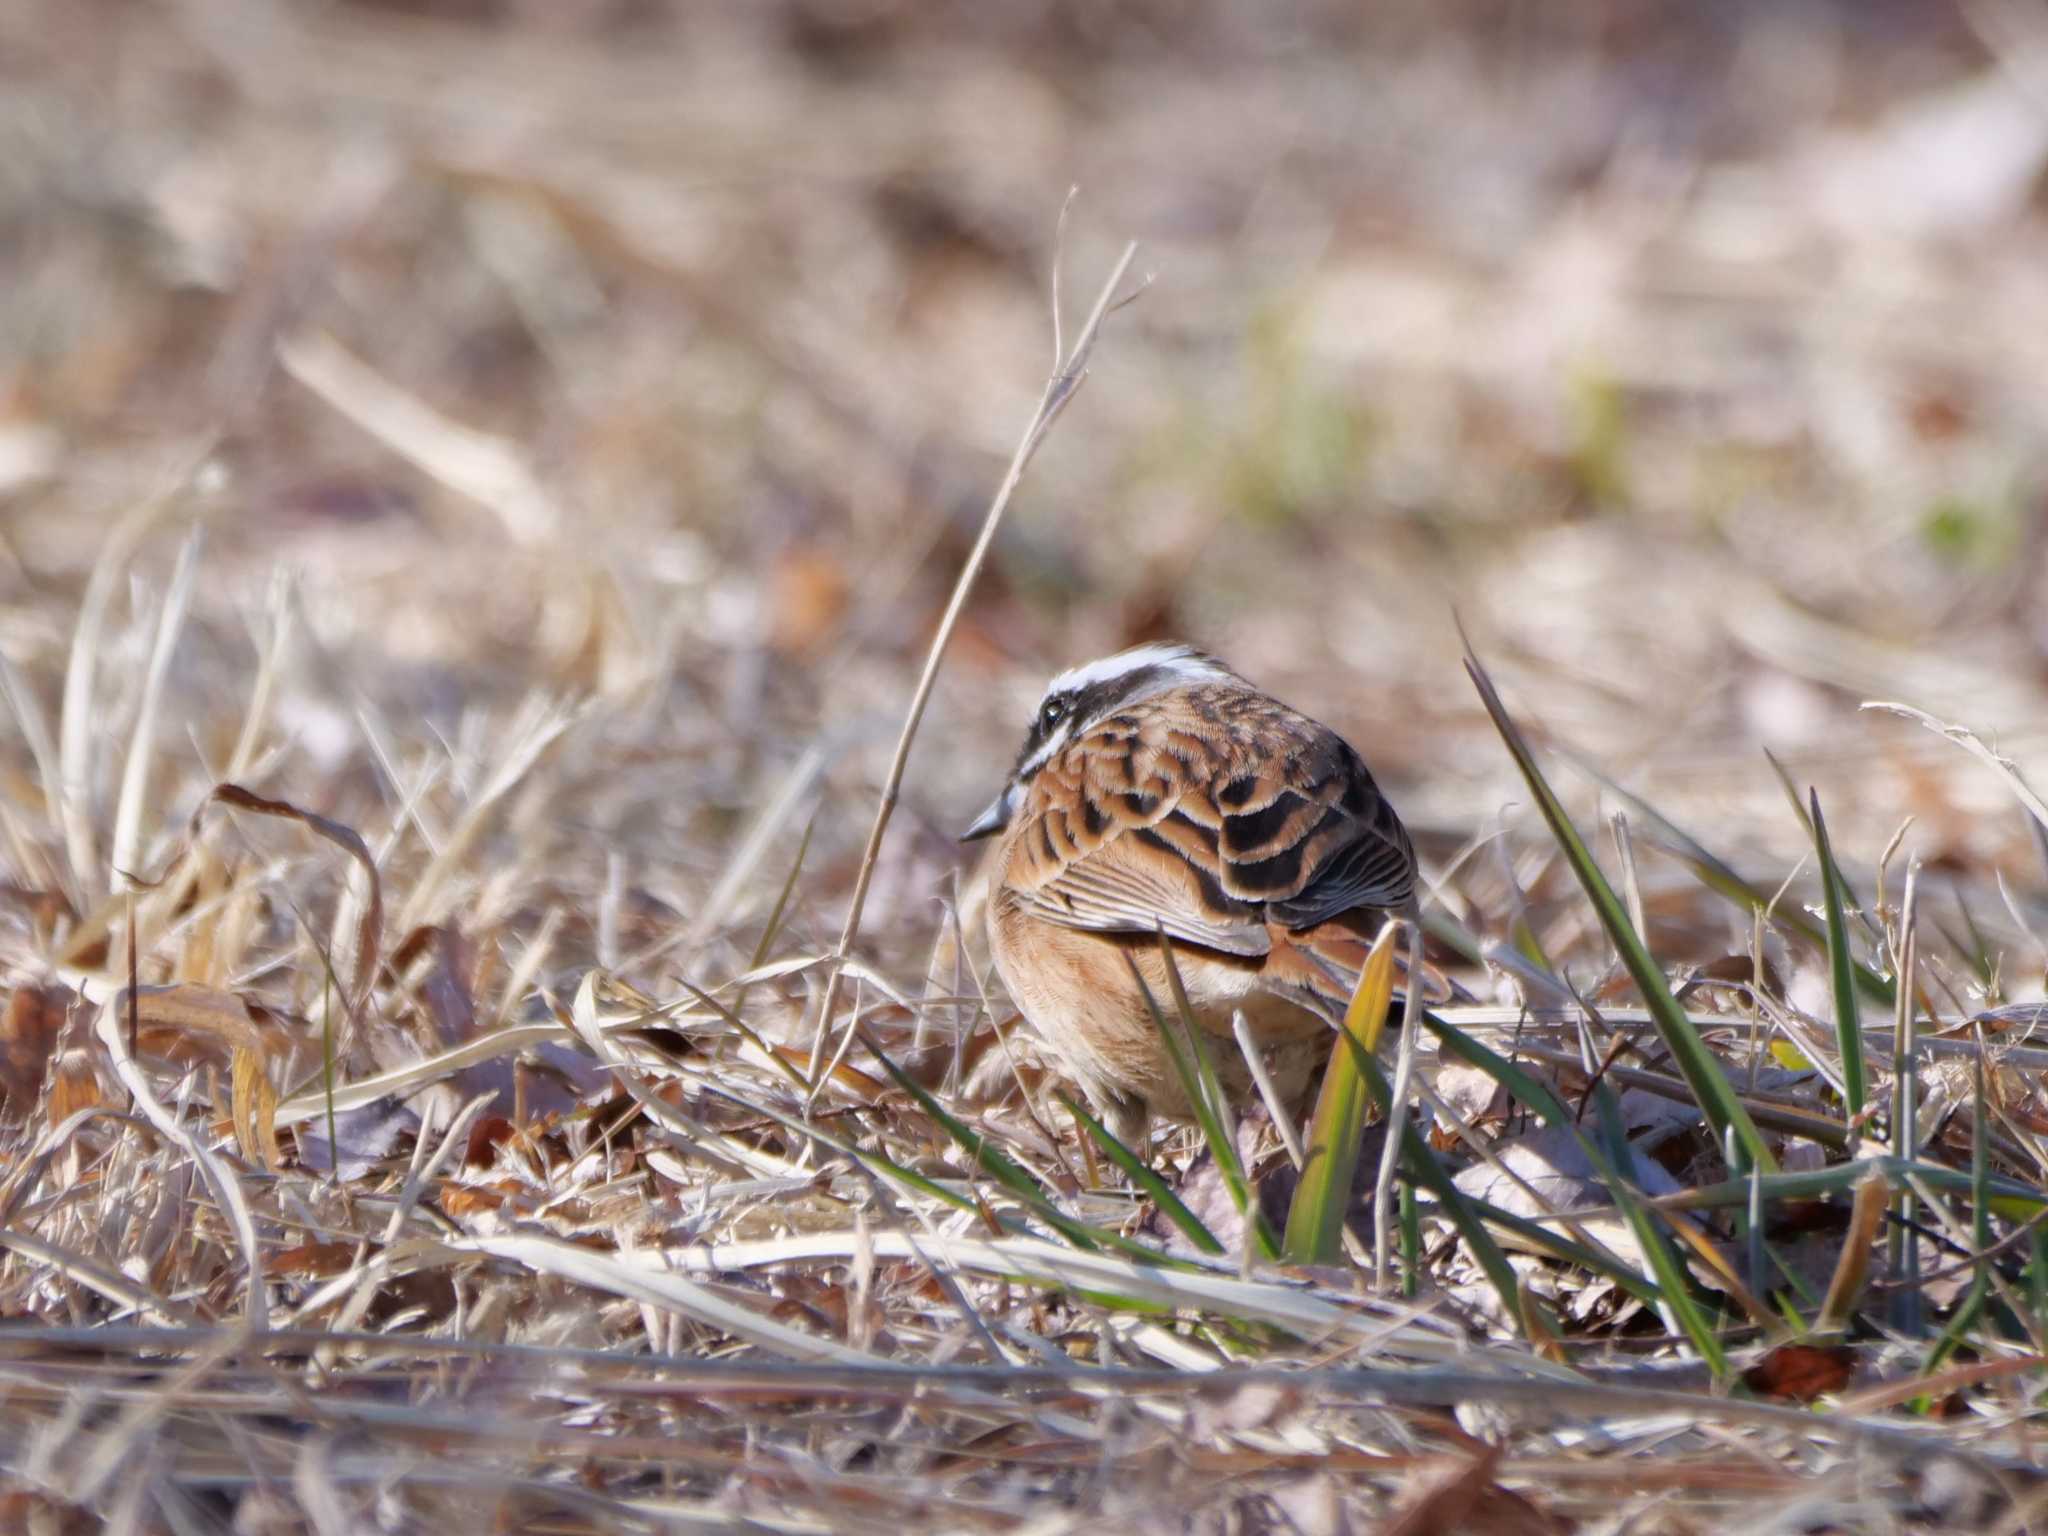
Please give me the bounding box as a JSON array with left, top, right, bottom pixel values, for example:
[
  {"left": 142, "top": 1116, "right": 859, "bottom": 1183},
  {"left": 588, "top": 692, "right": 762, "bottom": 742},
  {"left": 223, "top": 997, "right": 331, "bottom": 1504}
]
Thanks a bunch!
[{"left": 1038, "top": 697, "right": 1067, "bottom": 733}]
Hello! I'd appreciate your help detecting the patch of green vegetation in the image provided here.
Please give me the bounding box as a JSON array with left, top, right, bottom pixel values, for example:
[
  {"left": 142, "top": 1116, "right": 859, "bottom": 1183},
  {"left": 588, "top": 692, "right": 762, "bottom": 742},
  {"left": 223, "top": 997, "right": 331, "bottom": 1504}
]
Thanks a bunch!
[
  {"left": 1120, "top": 296, "right": 1379, "bottom": 530},
  {"left": 1920, "top": 492, "right": 2018, "bottom": 569},
  {"left": 1226, "top": 300, "right": 1379, "bottom": 526},
  {"left": 1567, "top": 363, "right": 1630, "bottom": 509}
]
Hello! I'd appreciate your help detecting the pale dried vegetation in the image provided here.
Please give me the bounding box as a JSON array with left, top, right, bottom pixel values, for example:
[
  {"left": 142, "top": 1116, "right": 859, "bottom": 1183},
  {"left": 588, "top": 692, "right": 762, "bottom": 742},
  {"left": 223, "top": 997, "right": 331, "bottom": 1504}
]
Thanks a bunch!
[{"left": 5, "top": 2, "right": 2048, "bottom": 1532}]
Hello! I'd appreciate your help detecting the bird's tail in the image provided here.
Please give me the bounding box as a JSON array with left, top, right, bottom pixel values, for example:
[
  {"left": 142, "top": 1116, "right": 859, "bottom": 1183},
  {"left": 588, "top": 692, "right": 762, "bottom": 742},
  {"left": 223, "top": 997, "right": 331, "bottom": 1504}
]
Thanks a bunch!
[{"left": 1264, "top": 910, "right": 1460, "bottom": 1027}]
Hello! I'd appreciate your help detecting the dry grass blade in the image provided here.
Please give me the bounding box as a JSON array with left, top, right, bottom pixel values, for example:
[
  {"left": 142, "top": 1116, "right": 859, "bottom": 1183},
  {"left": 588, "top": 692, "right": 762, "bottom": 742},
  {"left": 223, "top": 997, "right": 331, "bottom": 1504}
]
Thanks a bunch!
[
  {"left": 57, "top": 454, "right": 207, "bottom": 896},
  {"left": 652, "top": 1229, "right": 1475, "bottom": 1351},
  {"left": 1818, "top": 1170, "right": 1891, "bottom": 1333},
  {"left": 0, "top": 1226, "right": 194, "bottom": 1326},
  {"left": 92, "top": 997, "right": 267, "bottom": 1330},
  {"left": 0, "top": 653, "right": 66, "bottom": 886},
  {"left": 272, "top": 1018, "right": 568, "bottom": 1122},
  {"left": 811, "top": 237, "right": 1142, "bottom": 1089},
  {"left": 109, "top": 530, "right": 201, "bottom": 891},
  {"left": 197, "top": 784, "right": 384, "bottom": 1027},
  {"left": 280, "top": 329, "right": 558, "bottom": 544},
  {"left": 394, "top": 696, "right": 576, "bottom": 931},
  {"left": 1370, "top": 919, "right": 1428, "bottom": 1289},
  {"left": 451, "top": 1235, "right": 882, "bottom": 1362},
  {"left": 1574, "top": 759, "right": 1895, "bottom": 1005},
  {"left": 1863, "top": 700, "right": 2048, "bottom": 835},
  {"left": 1926, "top": 1037, "right": 2001, "bottom": 1372},
  {"left": 566, "top": 972, "right": 781, "bottom": 1179}
]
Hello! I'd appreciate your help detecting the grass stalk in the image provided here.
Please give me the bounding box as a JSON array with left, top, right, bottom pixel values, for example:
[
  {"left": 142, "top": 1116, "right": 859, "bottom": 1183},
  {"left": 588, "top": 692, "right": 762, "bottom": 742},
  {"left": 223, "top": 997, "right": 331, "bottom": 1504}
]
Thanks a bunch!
[{"left": 811, "top": 238, "right": 1142, "bottom": 1093}]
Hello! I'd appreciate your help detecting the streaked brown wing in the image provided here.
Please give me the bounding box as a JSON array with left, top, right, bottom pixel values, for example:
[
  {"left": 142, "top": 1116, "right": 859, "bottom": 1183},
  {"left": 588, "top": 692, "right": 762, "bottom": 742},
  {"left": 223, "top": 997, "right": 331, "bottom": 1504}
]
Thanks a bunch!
[
  {"left": 1195, "top": 731, "right": 1418, "bottom": 924},
  {"left": 1004, "top": 685, "right": 1415, "bottom": 954},
  {"left": 1011, "top": 829, "right": 1273, "bottom": 955}
]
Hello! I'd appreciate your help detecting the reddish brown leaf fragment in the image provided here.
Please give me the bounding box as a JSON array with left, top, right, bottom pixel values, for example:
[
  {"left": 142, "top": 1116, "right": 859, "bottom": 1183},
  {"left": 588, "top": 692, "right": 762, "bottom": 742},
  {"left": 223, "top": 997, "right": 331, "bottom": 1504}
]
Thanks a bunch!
[
  {"left": 0, "top": 983, "right": 73, "bottom": 1117},
  {"left": 1741, "top": 1341, "right": 1857, "bottom": 1404},
  {"left": 465, "top": 1114, "right": 517, "bottom": 1166},
  {"left": 271, "top": 1241, "right": 360, "bottom": 1278}
]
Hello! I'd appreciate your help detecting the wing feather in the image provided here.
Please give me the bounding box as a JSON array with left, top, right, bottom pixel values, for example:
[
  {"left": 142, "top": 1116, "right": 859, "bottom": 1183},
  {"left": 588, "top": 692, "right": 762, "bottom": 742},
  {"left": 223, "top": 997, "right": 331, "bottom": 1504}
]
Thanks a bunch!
[{"left": 1003, "top": 682, "right": 1417, "bottom": 955}]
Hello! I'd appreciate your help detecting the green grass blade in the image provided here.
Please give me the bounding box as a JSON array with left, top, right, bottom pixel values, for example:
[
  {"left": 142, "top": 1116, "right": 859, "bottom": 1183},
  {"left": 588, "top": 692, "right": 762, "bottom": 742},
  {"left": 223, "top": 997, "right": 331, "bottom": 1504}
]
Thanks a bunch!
[
  {"left": 1282, "top": 922, "right": 1396, "bottom": 1263},
  {"left": 1594, "top": 1082, "right": 1729, "bottom": 1377},
  {"left": 1442, "top": 1194, "right": 1663, "bottom": 1301},
  {"left": 1347, "top": 1043, "right": 1545, "bottom": 1336},
  {"left": 1568, "top": 755, "right": 1893, "bottom": 1006},
  {"left": 704, "top": 1066, "right": 1215, "bottom": 1271},
  {"left": 1153, "top": 930, "right": 1240, "bottom": 1149},
  {"left": 1655, "top": 1155, "right": 2047, "bottom": 1216},
  {"left": 1420, "top": 908, "right": 1486, "bottom": 969},
  {"left": 1926, "top": 1049, "right": 1991, "bottom": 1372},
  {"left": 862, "top": 1034, "right": 1168, "bottom": 1260},
  {"left": 1129, "top": 945, "right": 1282, "bottom": 1260},
  {"left": 1766, "top": 751, "right": 1877, "bottom": 942},
  {"left": 675, "top": 974, "right": 815, "bottom": 1096},
  {"left": 1399, "top": 1181, "right": 1419, "bottom": 1298},
  {"left": 1463, "top": 647, "right": 1777, "bottom": 1173},
  {"left": 1421, "top": 1009, "right": 1746, "bottom": 1308},
  {"left": 697, "top": 1077, "right": 975, "bottom": 1216},
  {"left": 1062, "top": 1092, "right": 1223, "bottom": 1255},
  {"left": 1808, "top": 790, "right": 1866, "bottom": 1121}
]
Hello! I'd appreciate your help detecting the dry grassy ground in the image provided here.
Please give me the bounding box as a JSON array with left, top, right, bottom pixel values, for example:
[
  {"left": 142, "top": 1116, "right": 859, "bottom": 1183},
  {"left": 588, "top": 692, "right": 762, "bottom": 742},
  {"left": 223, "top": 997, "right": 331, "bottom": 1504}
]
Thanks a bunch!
[{"left": 4, "top": 3, "right": 2048, "bottom": 1531}]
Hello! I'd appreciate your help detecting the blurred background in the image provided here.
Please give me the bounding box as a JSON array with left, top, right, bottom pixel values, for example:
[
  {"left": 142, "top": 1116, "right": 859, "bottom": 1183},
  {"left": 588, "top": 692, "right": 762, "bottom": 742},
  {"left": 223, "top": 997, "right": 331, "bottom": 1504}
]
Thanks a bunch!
[{"left": 4, "top": 0, "right": 2046, "bottom": 998}]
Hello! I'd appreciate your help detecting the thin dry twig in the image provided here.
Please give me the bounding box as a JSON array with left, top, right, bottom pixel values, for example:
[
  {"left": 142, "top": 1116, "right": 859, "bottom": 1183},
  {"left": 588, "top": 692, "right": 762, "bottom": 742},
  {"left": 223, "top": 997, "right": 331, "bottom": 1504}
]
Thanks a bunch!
[
  {"left": 93, "top": 998, "right": 268, "bottom": 1331},
  {"left": 807, "top": 234, "right": 1142, "bottom": 1092},
  {"left": 1862, "top": 700, "right": 2048, "bottom": 835}
]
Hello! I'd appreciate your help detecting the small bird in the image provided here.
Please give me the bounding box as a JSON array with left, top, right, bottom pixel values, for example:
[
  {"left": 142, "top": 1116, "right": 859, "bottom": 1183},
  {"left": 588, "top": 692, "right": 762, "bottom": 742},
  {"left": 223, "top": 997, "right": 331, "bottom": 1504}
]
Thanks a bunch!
[{"left": 964, "top": 642, "right": 1428, "bottom": 1139}]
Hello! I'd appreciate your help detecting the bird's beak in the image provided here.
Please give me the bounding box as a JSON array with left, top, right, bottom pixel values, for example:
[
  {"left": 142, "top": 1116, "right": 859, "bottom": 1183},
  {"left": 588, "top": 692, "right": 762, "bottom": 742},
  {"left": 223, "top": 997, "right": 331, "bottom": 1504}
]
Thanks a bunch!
[{"left": 960, "top": 787, "right": 1012, "bottom": 842}]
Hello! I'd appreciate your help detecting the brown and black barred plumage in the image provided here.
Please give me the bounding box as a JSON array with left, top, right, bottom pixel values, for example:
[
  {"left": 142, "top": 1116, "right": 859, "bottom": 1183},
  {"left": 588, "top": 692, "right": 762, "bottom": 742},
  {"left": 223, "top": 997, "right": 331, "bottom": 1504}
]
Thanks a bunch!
[{"left": 963, "top": 643, "right": 1435, "bottom": 1136}]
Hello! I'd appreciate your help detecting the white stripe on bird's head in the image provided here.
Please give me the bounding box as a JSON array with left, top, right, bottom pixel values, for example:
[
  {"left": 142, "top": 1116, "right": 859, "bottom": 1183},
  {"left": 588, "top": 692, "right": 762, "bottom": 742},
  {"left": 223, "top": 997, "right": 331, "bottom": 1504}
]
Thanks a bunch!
[
  {"left": 1003, "top": 643, "right": 1237, "bottom": 786},
  {"left": 1043, "top": 642, "right": 1232, "bottom": 699}
]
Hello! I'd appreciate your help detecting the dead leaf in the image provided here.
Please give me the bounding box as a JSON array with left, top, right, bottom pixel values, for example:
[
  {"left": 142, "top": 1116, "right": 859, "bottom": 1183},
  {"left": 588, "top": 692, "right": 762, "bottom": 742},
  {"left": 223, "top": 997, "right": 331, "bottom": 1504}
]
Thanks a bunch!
[
  {"left": 465, "top": 1114, "right": 517, "bottom": 1166},
  {"left": 230, "top": 1045, "right": 282, "bottom": 1171},
  {"left": 420, "top": 923, "right": 478, "bottom": 1046},
  {"left": 114, "top": 982, "right": 293, "bottom": 1064},
  {"left": 769, "top": 543, "right": 849, "bottom": 656},
  {"left": 1741, "top": 1341, "right": 1856, "bottom": 1404},
  {"left": 1453, "top": 1123, "right": 1680, "bottom": 1221},
  {"left": 270, "top": 1241, "right": 360, "bottom": 1278},
  {"left": 0, "top": 1489, "right": 98, "bottom": 1536},
  {"left": 1818, "top": 1171, "right": 1889, "bottom": 1331},
  {"left": 195, "top": 783, "right": 382, "bottom": 1028},
  {"left": 1378, "top": 1444, "right": 1570, "bottom": 1536},
  {"left": 294, "top": 1098, "right": 417, "bottom": 1179},
  {"left": 1433, "top": 1060, "right": 1509, "bottom": 1128},
  {"left": 0, "top": 983, "right": 74, "bottom": 1117}
]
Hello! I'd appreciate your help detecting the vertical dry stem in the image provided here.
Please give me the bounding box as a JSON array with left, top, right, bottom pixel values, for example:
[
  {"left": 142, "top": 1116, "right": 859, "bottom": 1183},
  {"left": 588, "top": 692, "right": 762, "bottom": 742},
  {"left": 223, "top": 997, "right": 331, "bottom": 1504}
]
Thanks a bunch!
[{"left": 807, "top": 237, "right": 1142, "bottom": 1090}]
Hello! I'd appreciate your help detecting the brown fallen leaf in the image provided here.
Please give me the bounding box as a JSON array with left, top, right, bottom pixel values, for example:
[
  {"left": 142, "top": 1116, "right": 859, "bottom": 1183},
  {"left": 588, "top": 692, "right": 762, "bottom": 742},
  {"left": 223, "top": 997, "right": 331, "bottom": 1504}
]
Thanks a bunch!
[
  {"left": 1741, "top": 1341, "right": 1857, "bottom": 1404},
  {"left": 231, "top": 1044, "right": 283, "bottom": 1172},
  {"left": 0, "top": 983, "right": 74, "bottom": 1117},
  {"left": 270, "top": 1241, "right": 361, "bottom": 1278},
  {"left": 1378, "top": 1444, "right": 1572, "bottom": 1536},
  {"left": 195, "top": 783, "right": 382, "bottom": 1030},
  {"left": 465, "top": 1114, "right": 517, "bottom": 1166}
]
